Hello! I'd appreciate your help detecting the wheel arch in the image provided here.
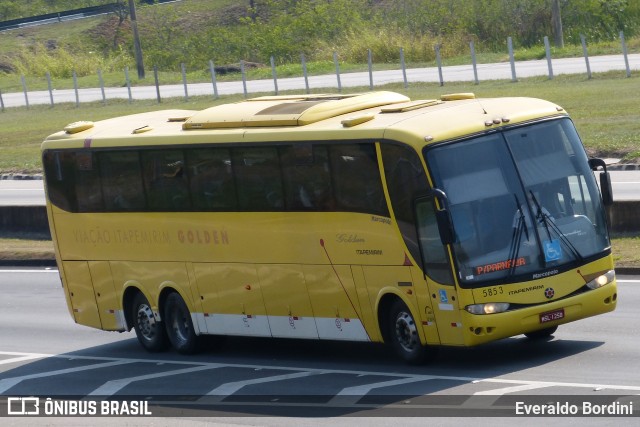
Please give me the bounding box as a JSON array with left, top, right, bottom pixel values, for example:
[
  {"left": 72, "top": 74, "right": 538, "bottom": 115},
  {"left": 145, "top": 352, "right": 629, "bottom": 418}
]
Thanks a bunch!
[
  {"left": 376, "top": 290, "right": 418, "bottom": 345},
  {"left": 122, "top": 282, "right": 145, "bottom": 331}
]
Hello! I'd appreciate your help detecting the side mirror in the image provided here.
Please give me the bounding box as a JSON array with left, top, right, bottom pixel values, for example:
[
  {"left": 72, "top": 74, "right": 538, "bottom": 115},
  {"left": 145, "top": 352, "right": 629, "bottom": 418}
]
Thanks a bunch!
[
  {"left": 588, "top": 158, "right": 613, "bottom": 206},
  {"left": 435, "top": 208, "right": 455, "bottom": 245},
  {"left": 599, "top": 172, "right": 614, "bottom": 206},
  {"left": 419, "top": 188, "right": 455, "bottom": 246}
]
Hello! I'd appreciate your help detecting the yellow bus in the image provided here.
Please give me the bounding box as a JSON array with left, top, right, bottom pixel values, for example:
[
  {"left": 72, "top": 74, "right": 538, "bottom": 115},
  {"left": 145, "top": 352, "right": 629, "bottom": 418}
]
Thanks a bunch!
[{"left": 41, "top": 91, "right": 617, "bottom": 363}]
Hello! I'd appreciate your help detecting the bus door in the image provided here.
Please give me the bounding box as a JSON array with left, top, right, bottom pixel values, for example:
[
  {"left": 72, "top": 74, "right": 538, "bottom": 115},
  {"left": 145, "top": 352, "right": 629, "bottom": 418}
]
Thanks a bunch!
[
  {"left": 380, "top": 143, "right": 464, "bottom": 346},
  {"left": 414, "top": 196, "right": 465, "bottom": 346}
]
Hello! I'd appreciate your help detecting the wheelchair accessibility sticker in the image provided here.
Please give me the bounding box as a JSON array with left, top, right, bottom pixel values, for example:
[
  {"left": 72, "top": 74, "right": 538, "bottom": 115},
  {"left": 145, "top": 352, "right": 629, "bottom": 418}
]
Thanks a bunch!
[
  {"left": 543, "top": 239, "right": 562, "bottom": 262},
  {"left": 439, "top": 289, "right": 448, "bottom": 303}
]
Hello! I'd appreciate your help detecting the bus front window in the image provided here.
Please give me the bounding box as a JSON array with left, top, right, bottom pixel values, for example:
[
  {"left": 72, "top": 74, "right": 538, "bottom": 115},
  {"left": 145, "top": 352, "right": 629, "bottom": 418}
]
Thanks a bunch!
[{"left": 424, "top": 118, "right": 610, "bottom": 286}]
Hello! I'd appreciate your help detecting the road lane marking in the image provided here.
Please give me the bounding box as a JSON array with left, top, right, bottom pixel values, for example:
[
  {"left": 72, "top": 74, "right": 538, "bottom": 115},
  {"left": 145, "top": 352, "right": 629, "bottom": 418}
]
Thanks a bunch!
[
  {"left": 331, "top": 376, "right": 437, "bottom": 405},
  {"left": 203, "top": 371, "right": 320, "bottom": 401},
  {"left": 474, "top": 383, "right": 552, "bottom": 395},
  {"left": 88, "top": 364, "right": 224, "bottom": 396},
  {"left": 0, "top": 360, "right": 132, "bottom": 394},
  {"left": 3, "top": 350, "right": 640, "bottom": 398},
  {"left": 0, "top": 354, "right": 48, "bottom": 365},
  {"left": 0, "top": 269, "right": 58, "bottom": 273}
]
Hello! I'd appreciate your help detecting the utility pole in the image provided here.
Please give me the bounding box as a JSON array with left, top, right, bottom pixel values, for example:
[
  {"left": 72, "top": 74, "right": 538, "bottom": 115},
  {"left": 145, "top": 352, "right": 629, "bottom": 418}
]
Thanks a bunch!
[
  {"left": 551, "top": 0, "right": 564, "bottom": 48},
  {"left": 128, "top": 0, "right": 145, "bottom": 79}
]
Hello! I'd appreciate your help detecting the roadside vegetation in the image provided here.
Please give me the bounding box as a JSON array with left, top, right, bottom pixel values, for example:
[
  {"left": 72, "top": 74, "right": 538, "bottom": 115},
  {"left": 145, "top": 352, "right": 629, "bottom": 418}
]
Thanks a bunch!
[
  {"left": 1, "top": 0, "right": 639, "bottom": 81},
  {"left": 2, "top": 72, "right": 639, "bottom": 174},
  {"left": 1, "top": 1, "right": 639, "bottom": 265}
]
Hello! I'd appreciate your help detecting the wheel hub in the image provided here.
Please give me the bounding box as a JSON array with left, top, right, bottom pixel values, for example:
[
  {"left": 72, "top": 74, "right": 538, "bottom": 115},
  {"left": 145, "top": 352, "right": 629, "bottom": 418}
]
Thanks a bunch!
[
  {"left": 395, "top": 311, "right": 419, "bottom": 352},
  {"left": 136, "top": 304, "right": 157, "bottom": 340}
]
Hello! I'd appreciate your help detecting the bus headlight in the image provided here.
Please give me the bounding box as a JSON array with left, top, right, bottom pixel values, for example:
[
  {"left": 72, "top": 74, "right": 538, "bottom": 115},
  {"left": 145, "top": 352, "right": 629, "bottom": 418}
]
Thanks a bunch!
[
  {"left": 465, "top": 302, "right": 510, "bottom": 315},
  {"left": 585, "top": 270, "right": 615, "bottom": 290}
]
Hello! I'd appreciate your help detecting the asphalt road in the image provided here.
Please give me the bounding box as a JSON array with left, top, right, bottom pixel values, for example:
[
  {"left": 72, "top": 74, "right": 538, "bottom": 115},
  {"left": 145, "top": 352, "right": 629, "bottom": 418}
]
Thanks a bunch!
[
  {"left": 1, "top": 170, "right": 638, "bottom": 206},
  {"left": 2, "top": 53, "right": 639, "bottom": 108},
  {"left": 0, "top": 268, "right": 638, "bottom": 425}
]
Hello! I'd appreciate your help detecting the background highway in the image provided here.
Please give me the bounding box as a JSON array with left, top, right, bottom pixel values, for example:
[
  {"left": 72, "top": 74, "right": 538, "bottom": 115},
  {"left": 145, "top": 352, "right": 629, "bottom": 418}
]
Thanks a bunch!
[
  {"left": 1, "top": 170, "right": 638, "bottom": 205},
  {"left": 1, "top": 53, "right": 639, "bottom": 108},
  {"left": 0, "top": 268, "right": 637, "bottom": 425}
]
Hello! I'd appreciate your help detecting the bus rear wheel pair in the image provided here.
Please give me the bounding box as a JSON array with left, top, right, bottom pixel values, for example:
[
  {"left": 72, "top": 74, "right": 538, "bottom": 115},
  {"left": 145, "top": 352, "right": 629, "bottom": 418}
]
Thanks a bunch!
[{"left": 131, "top": 291, "right": 200, "bottom": 354}]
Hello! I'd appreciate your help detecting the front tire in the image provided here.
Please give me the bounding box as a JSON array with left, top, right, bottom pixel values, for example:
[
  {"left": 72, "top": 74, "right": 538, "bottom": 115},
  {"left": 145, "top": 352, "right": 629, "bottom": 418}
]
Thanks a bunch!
[
  {"left": 163, "top": 292, "right": 200, "bottom": 354},
  {"left": 388, "top": 299, "right": 432, "bottom": 364},
  {"left": 132, "top": 292, "right": 168, "bottom": 352}
]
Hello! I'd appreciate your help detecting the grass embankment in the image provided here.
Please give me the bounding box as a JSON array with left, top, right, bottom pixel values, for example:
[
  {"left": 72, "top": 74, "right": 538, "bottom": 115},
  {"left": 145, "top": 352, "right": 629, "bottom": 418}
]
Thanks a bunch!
[{"left": 1, "top": 72, "right": 640, "bottom": 173}]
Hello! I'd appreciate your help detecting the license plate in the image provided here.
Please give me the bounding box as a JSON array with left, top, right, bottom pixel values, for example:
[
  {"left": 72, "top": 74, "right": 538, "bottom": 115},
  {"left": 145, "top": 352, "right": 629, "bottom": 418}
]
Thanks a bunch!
[{"left": 539, "top": 308, "right": 564, "bottom": 324}]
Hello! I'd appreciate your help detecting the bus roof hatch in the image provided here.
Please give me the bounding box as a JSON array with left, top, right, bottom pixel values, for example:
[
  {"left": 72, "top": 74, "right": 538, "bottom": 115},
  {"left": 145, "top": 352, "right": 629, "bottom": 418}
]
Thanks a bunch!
[{"left": 182, "top": 91, "right": 410, "bottom": 129}]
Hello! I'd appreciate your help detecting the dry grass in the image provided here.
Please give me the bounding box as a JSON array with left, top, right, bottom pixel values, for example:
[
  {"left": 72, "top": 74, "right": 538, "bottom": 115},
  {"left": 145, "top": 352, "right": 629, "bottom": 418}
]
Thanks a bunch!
[
  {"left": 0, "top": 233, "right": 54, "bottom": 261},
  {"left": 611, "top": 234, "right": 640, "bottom": 268}
]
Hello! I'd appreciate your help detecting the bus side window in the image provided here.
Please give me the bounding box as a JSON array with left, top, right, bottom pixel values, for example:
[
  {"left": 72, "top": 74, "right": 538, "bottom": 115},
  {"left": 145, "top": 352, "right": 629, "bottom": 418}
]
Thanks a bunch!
[
  {"left": 233, "top": 147, "right": 284, "bottom": 211},
  {"left": 381, "top": 143, "right": 429, "bottom": 269},
  {"left": 74, "top": 151, "right": 103, "bottom": 212},
  {"left": 99, "top": 151, "right": 146, "bottom": 211},
  {"left": 141, "top": 150, "right": 190, "bottom": 211},
  {"left": 187, "top": 148, "right": 237, "bottom": 211},
  {"left": 415, "top": 197, "right": 454, "bottom": 285},
  {"left": 280, "top": 144, "right": 334, "bottom": 211},
  {"left": 330, "top": 143, "right": 389, "bottom": 216},
  {"left": 42, "top": 150, "right": 77, "bottom": 212}
]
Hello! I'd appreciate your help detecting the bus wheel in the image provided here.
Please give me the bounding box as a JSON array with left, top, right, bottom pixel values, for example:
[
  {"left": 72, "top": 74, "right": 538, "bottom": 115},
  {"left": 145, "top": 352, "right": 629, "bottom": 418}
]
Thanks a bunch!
[
  {"left": 163, "top": 292, "right": 200, "bottom": 354},
  {"left": 389, "top": 300, "right": 430, "bottom": 364},
  {"left": 132, "top": 292, "right": 168, "bottom": 352},
  {"left": 525, "top": 326, "right": 558, "bottom": 339}
]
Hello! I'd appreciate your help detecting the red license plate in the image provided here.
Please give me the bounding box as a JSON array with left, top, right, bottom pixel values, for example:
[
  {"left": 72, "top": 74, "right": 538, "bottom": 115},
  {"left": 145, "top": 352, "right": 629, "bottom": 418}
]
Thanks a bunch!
[{"left": 539, "top": 308, "right": 565, "bottom": 324}]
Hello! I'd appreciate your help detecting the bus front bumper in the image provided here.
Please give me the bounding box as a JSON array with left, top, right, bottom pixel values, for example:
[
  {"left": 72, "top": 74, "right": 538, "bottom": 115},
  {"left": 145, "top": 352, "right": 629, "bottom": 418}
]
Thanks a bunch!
[{"left": 459, "top": 281, "right": 618, "bottom": 347}]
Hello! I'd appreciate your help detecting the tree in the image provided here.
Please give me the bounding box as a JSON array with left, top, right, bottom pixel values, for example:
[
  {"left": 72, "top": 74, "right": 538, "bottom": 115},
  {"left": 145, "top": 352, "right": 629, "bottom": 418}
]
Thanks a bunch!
[
  {"left": 128, "top": 0, "right": 145, "bottom": 79},
  {"left": 551, "top": 0, "right": 564, "bottom": 48}
]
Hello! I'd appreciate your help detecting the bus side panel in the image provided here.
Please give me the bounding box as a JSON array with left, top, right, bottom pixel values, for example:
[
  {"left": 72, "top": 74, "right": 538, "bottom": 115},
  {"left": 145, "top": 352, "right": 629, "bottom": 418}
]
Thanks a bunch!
[
  {"left": 88, "top": 261, "right": 126, "bottom": 331},
  {"left": 350, "top": 266, "right": 382, "bottom": 342},
  {"left": 409, "top": 268, "right": 442, "bottom": 346},
  {"left": 423, "top": 277, "right": 465, "bottom": 346},
  {"left": 257, "top": 264, "right": 319, "bottom": 339},
  {"left": 193, "top": 263, "right": 271, "bottom": 337},
  {"left": 61, "top": 261, "right": 102, "bottom": 329},
  {"left": 303, "top": 265, "right": 369, "bottom": 341}
]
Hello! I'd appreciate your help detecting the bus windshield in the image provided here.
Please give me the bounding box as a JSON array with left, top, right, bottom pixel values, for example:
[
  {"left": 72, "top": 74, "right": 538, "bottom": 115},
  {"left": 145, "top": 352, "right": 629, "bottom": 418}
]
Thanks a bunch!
[{"left": 425, "top": 118, "right": 610, "bottom": 287}]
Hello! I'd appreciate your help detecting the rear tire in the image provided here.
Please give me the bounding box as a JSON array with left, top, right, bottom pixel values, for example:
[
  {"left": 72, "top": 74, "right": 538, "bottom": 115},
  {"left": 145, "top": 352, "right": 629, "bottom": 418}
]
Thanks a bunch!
[
  {"left": 388, "top": 299, "right": 432, "bottom": 364},
  {"left": 525, "top": 325, "right": 558, "bottom": 339},
  {"left": 132, "top": 292, "right": 169, "bottom": 352},
  {"left": 164, "top": 292, "right": 200, "bottom": 354}
]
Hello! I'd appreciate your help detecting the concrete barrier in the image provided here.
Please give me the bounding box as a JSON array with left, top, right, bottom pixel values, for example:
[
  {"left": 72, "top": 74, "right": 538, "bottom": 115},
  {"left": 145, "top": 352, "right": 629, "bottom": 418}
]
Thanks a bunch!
[
  {"left": 606, "top": 201, "right": 640, "bottom": 233},
  {"left": 0, "top": 206, "right": 50, "bottom": 236},
  {"left": 1, "top": 202, "right": 638, "bottom": 238}
]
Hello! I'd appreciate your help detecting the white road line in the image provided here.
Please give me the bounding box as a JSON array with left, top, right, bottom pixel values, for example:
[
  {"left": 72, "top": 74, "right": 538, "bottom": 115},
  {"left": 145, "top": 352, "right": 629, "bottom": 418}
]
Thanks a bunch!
[
  {"left": 203, "top": 371, "right": 320, "bottom": 401},
  {"left": 0, "top": 354, "right": 48, "bottom": 365},
  {"left": 0, "top": 360, "right": 131, "bottom": 394},
  {"left": 88, "top": 364, "right": 223, "bottom": 396},
  {"left": 474, "top": 383, "right": 552, "bottom": 395},
  {"left": 330, "top": 376, "right": 436, "bottom": 405},
  {"left": 0, "top": 269, "right": 58, "bottom": 273}
]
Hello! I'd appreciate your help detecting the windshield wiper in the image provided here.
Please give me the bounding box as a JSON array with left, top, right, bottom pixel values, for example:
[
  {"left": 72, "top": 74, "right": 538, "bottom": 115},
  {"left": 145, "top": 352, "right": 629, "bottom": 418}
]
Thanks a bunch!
[
  {"left": 508, "top": 194, "right": 528, "bottom": 276},
  {"left": 529, "top": 190, "right": 583, "bottom": 262}
]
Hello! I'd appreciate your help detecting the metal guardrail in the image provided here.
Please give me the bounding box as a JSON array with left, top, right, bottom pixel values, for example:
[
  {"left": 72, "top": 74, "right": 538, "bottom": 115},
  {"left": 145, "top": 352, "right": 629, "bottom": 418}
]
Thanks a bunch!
[{"left": 0, "top": 4, "right": 118, "bottom": 32}]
